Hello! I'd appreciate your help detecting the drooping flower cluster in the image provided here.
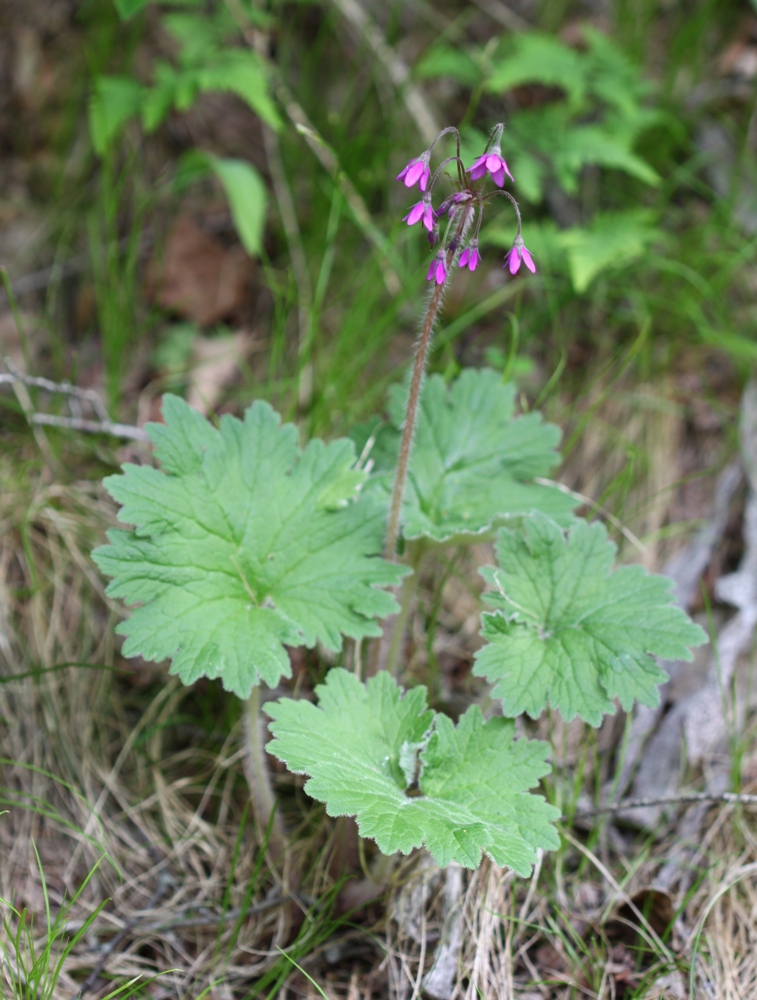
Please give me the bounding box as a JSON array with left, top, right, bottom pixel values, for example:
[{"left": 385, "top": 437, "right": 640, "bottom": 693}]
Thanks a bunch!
[{"left": 396, "top": 124, "right": 535, "bottom": 285}]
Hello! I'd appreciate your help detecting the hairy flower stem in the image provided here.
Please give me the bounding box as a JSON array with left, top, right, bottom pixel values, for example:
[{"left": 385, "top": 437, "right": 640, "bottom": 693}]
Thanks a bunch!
[
  {"left": 370, "top": 216, "right": 470, "bottom": 678},
  {"left": 243, "top": 686, "right": 286, "bottom": 862},
  {"left": 384, "top": 276, "right": 446, "bottom": 561},
  {"left": 384, "top": 203, "right": 471, "bottom": 562}
]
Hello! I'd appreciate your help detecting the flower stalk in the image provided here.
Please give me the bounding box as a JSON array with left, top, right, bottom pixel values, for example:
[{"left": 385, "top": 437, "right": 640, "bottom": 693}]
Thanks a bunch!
[
  {"left": 383, "top": 210, "right": 470, "bottom": 561},
  {"left": 382, "top": 281, "right": 443, "bottom": 560},
  {"left": 243, "top": 685, "right": 286, "bottom": 861},
  {"left": 384, "top": 123, "right": 536, "bottom": 561}
]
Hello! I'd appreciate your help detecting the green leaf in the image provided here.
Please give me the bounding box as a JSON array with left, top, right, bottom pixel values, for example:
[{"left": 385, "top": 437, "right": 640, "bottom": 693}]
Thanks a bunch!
[
  {"left": 142, "top": 62, "right": 179, "bottom": 133},
  {"left": 141, "top": 44, "right": 279, "bottom": 134},
  {"left": 197, "top": 51, "right": 281, "bottom": 129},
  {"left": 163, "top": 12, "right": 227, "bottom": 62},
  {"left": 507, "top": 150, "right": 547, "bottom": 203},
  {"left": 89, "top": 76, "right": 143, "bottom": 156},
  {"left": 557, "top": 210, "right": 661, "bottom": 292},
  {"left": 184, "top": 153, "right": 268, "bottom": 257},
  {"left": 553, "top": 126, "right": 660, "bottom": 193},
  {"left": 113, "top": 0, "right": 150, "bottom": 18},
  {"left": 92, "top": 396, "right": 406, "bottom": 699},
  {"left": 414, "top": 43, "right": 482, "bottom": 87},
  {"left": 582, "top": 27, "right": 653, "bottom": 115},
  {"left": 474, "top": 513, "right": 708, "bottom": 725},
  {"left": 364, "top": 369, "right": 576, "bottom": 543},
  {"left": 266, "top": 669, "right": 560, "bottom": 873},
  {"left": 486, "top": 34, "right": 586, "bottom": 108},
  {"left": 209, "top": 157, "right": 268, "bottom": 257}
]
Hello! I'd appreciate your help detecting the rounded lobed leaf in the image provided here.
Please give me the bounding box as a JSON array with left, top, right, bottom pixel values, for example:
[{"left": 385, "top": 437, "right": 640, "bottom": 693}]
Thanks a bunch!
[
  {"left": 93, "top": 396, "right": 407, "bottom": 698},
  {"left": 360, "top": 369, "right": 576, "bottom": 543},
  {"left": 266, "top": 669, "right": 560, "bottom": 873},
  {"left": 474, "top": 512, "right": 708, "bottom": 724}
]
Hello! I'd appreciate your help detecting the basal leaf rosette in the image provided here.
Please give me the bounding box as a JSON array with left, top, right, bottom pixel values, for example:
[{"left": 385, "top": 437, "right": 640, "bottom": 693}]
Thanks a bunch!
[
  {"left": 359, "top": 369, "right": 576, "bottom": 543},
  {"left": 474, "top": 512, "right": 708, "bottom": 725},
  {"left": 93, "top": 395, "right": 407, "bottom": 698},
  {"left": 266, "top": 669, "right": 560, "bottom": 873}
]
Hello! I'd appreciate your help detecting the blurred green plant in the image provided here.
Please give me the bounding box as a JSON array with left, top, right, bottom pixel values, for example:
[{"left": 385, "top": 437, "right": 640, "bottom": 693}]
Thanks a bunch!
[
  {"left": 416, "top": 28, "right": 666, "bottom": 294},
  {"left": 90, "top": 0, "right": 277, "bottom": 257},
  {"left": 86, "top": 0, "right": 278, "bottom": 405},
  {"left": 416, "top": 26, "right": 665, "bottom": 294},
  {"left": 412, "top": 21, "right": 757, "bottom": 369},
  {"left": 418, "top": 28, "right": 662, "bottom": 203}
]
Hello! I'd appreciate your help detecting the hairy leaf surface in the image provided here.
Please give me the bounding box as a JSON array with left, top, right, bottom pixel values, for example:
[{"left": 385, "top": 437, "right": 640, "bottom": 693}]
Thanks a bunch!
[
  {"left": 93, "top": 396, "right": 405, "bottom": 697},
  {"left": 362, "top": 369, "right": 575, "bottom": 543},
  {"left": 266, "top": 669, "right": 560, "bottom": 873},
  {"left": 474, "top": 513, "right": 708, "bottom": 724}
]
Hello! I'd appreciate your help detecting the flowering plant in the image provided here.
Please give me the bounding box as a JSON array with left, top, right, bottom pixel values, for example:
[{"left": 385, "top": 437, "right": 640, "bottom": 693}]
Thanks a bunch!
[{"left": 92, "top": 125, "right": 706, "bottom": 874}]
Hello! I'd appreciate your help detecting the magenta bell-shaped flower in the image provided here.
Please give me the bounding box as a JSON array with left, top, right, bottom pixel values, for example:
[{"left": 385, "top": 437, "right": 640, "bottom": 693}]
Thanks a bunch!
[
  {"left": 467, "top": 124, "right": 513, "bottom": 187},
  {"left": 467, "top": 151, "right": 514, "bottom": 188},
  {"left": 458, "top": 240, "right": 481, "bottom": 272},
  {"left": 403, "top": 198, "right": 434, "bottom": 232},
  {"left": 396, "top": 153, "right": 431, "bottom": 192},
  {"left": 504, "top": 234, "right": 536, "bottom": 275},
  {"left": 426, "top": 252, "right": 448, "bottom": 285}
]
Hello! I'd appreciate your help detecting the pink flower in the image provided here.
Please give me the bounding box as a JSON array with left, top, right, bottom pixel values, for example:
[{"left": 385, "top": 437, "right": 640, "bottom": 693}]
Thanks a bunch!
[
  {"left": 396, "top": 154, "right": 431, "bottom": 192},
  {"left": 403, "top": 198, "right": 434, "bottom": 232},
  {"left": 459, "top": 240, "right": 481, "bottom": 272},
  {"left": 426, "top": 253, "right": 448, "bottom": 285},
  {"left": 467, "top": 151, "right": 514, "bottom": 188},
  {"left": 504, "top": 235, "right": 536, "bottom": 275}
]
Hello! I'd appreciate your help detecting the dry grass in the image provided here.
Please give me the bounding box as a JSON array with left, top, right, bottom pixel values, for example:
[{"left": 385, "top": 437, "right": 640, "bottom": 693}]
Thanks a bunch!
[
  {"left": 1, "top": 363, "right": 756, "bottom": 1000},
  {"left": 0, "top": 451, "right": 297, "bottom": 997}
]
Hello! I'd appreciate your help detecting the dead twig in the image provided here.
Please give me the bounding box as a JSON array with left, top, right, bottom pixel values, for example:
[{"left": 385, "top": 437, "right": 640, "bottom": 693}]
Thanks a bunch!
[
  {"left": 62, "top": 893, "right": 289, "bottom": 938},
  {"left": 0, "top": 371, "right": 110, "bottom": 421},
  {"left": 2, "top": 357, "right": 59, "bottom": 470},
  {"left": 1, "top": 365, "right": 148, "bottom": 442},
  {"left": 29, "top": 413, "right": 149, "bottom": 441},
  {"left": 230, "top": 11, "right": 401, "bottom": 295},
  {"left": 264, "top": 72, "right": 401, "bottom": 295},
  {"left": 534, "top": 477, "right": 647, "bottom": 555},
  {"left": 422, "top": 864, "right": 464, "bottom": 1000},
  {"left": 576, "top": 790, "right": 757, "bottom": 818}
]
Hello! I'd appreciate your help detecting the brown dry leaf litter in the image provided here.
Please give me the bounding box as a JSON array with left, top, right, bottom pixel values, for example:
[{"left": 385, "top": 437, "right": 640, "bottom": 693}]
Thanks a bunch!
[{"left": 152, "top": 215, "right": 255, "bottom": 329}]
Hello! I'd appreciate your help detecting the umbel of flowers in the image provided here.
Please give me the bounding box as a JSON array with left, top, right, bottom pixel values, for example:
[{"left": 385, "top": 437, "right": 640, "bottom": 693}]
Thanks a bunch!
[
  {"left": 397, "top": 123, "right": 535, "bottom": 285},
  {"left": 382, "top": 124, "right": 536, "bottom": 561}
]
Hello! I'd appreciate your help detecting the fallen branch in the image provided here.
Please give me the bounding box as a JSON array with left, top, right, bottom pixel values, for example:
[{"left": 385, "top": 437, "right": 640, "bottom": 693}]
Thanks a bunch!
[
  {"left": 0, "top": 371, "right": 110, "bottom": 420},
  {"left": 1, "top": 362, "right": 148, "bottom": 442},
  {"left": 575, "top": 789, "right": 757, "bottom": 818},
  {"left": 30, "top": 412, "right": 149, "bottom": 441}
]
